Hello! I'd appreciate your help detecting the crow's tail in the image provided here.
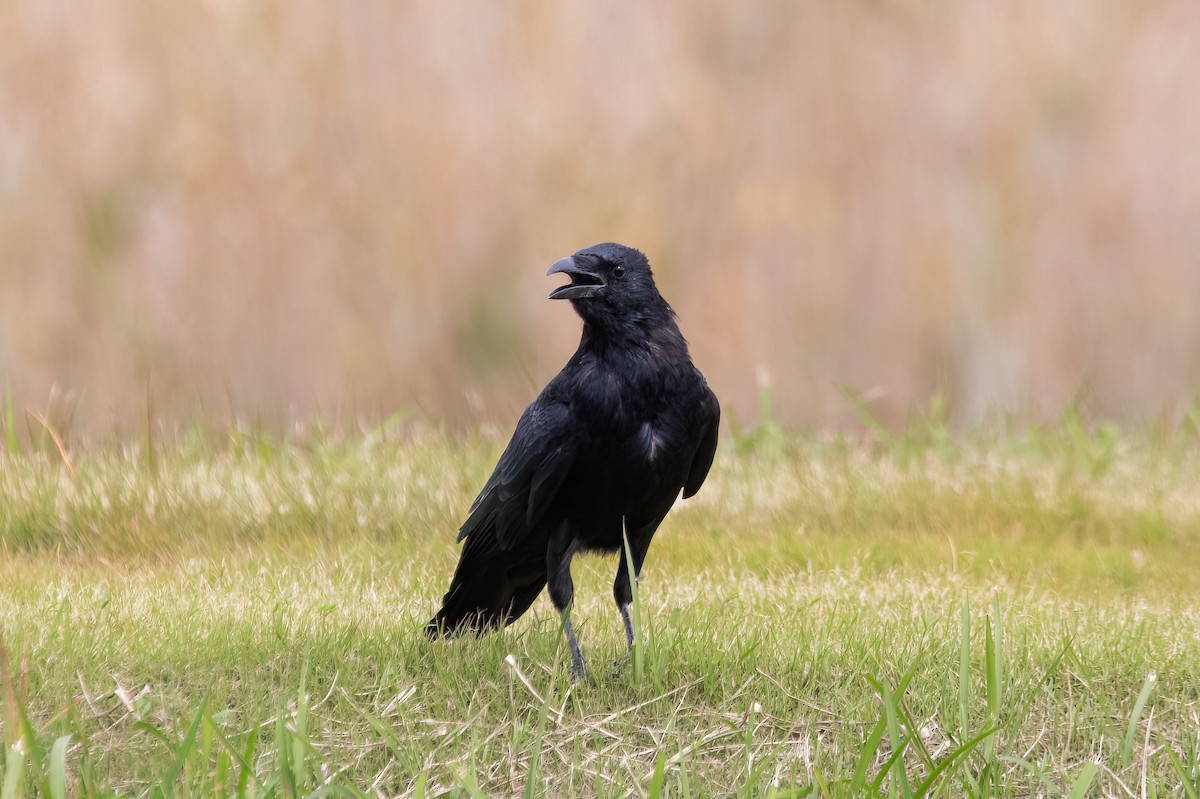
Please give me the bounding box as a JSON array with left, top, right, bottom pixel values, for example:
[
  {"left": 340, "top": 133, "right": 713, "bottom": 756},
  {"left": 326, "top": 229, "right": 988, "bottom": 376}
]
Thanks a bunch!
[{"left": 424, "top": 547, "right": 546, "bottom": 638}]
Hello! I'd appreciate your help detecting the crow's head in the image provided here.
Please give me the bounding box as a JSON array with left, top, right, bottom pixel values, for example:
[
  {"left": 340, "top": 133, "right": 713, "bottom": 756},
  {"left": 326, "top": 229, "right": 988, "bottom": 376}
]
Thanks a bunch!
[{"left": 546, "top": 243, "right": 668, "bottom": 326}]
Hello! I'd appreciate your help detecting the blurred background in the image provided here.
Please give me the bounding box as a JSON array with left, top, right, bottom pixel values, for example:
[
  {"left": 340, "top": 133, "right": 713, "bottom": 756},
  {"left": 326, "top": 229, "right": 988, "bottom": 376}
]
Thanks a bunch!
[{"left": 1, "top": 0, "right": 1198, "bottom": 438}]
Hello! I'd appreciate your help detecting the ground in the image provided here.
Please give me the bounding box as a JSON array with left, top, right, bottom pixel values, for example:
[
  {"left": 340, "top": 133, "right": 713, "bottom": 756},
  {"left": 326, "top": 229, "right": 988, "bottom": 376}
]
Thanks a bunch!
[{"left": 2, "top": 413, "right": 1200, "bottom": 797}]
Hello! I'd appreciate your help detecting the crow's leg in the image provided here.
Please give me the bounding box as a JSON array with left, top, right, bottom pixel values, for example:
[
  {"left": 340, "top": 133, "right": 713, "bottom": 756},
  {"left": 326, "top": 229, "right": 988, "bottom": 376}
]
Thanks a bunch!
[
  {"left": 619, "top": 604, "right": 636, "bottom": 653},
  {"left": 613, "top": 520, "right": 655, "bottom": 657},
  {"left": 561, "top": 613, "right": 585, "bottom": 679},
  {"left": 546, "top": 524, "right": 585, "bottom": 678}
]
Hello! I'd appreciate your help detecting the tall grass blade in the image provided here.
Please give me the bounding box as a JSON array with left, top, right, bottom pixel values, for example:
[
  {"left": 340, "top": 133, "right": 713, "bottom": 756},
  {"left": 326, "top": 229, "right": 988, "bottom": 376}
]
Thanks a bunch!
[
  {"left": 997, "top": 754, "right": 1061, "bottom": 796},
  {"left": 154, "top": 700, "right": 207, "bottom": 798},
  {"left": 1122, "top": 671, "right": 1156, "bottom": 767},
  {"left": 18, "top": 715, "right": 46, "bottom": 785},
  {"left": 958, "top": 598, "right": 970, "bottom": 737},
  {"left": 648, "top": 750, "right": 667, "bottom": 799},
  {"left": 133, "top": 721, "right": 173, "bottom": 748},
  {"left": 867, "top": 730, "right": 914, "bottom": 794},
  {"left": 1067, "top": 762, "right": 1098, "bottom": 799},
  {"left": 3, "top": 388, "right": 16, "bottom": 455},
  {"left": 48, "top": 735, "right": 70, "bottom": 799},
  {"left": 145, "top": 382, "right": 157, "bottom": 474},
  {"left": 276, "top": 713, "right": 297, "bottom": 799},
  {"left": 850, "top": 716, "right": 888, "bottom": 792},
  {"left": 1166, "top": 748, "right": 1200, "bottom": 799},
  {"left": 911, "top": 723, "right": 1002, "bottom": 796},
  {"left": 837, "top": 385, "right": 892, "bottom": 443},
  {"left": 990, "top": 594, "right": 1004, "bottom": 716},
  {"left": 983, "top": 606, "right": 1003, "bottom": 763},
  {"left": 1034, "top": 635, "right": 1076, "bottom": 691},
  {"left": 623, "top": 523, "right": 644, "bottom": 685},
  {"left": 360, "top": 710, "right": 410, "bottom": 769},
  {"left": 1, "top": 744, "right": 23, "bottom": 799},
  {"left": 523, "top": 689, "right": 550, "bottom": 799},
  {"left": 0, "top": 642, "right": 23, "bottom": 752},
  {"left": 293, "top": 668, "right": 310, "bottom": 790},
  {"left": 881, "top": 683, "right": 913, "bottom": 799},
  {"left": 679, "top": 746, "right": 692, "bottom": 799},
  {"left": 454, "top": 769, "right": 489, "bottom": 799},
  {"left": 236, "top": 728, "right": 258, "bottom": 799}
]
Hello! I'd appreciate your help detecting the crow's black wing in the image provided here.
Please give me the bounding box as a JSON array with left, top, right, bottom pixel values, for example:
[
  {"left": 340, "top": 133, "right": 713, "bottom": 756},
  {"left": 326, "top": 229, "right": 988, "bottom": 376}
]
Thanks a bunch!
[
  {"left": 457, "top": 396, "right": 577, "bottom": 550},
  {"left": 682, "top": 384, "right": 720, "bottom": 499}
]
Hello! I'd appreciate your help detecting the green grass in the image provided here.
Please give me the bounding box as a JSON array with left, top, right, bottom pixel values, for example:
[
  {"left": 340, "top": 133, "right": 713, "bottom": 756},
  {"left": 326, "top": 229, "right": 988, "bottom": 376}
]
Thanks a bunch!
[{"left": 3, "top": 415, "right": 1200, "bottom": 796}]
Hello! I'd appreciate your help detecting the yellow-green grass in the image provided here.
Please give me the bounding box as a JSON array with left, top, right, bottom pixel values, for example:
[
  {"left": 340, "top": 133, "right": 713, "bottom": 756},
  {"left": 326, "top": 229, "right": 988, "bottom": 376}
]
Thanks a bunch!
[{"left": 2, "top": 420, "right": 1200, "bottom": 796}]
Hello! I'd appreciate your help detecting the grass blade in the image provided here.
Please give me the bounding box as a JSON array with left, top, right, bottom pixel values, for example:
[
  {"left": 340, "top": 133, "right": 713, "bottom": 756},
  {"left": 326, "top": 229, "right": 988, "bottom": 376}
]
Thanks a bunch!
[
  {"left": 155, "top": 700, "right": 207, "bottom": 797},
  {"left": 3, "top": 388, "right": 17, "bottom": 455},
  {"left": 1034, "top": 634, "right": 1076, "bottom": 691},
  {"left": 1122, "top": 671, "right": 1156, "bottom": 767},
  {"left": 359, "top": 710, "right": 411, "bottom": 768},
  {"left": 997, "top": 754, "right": 1060, "bottom": 796},
  {"left": 455, "top": 769, "right": 489, "bottom": 799},
  {"left": 868, "top": 730, "right": 914, "bottom": 794},
  {"left": 837, "top": 384, "right": 892, "bottom": 443},
  {"left": 623, "top": 523, "right": 645, "bottom": 685},
  {"left": 850, "top": 716, "right": 888, "bottom": 792},
  {"left": 134, "top": 721, "right": 173, "bottom": 748},
  {"left": 1, "top": 744, "right": 23, "bottom": 799},
  {"left": 412, "top": 771, "right": 429, "bottom": 799},
  {"left": 983, "top": 605, "right": 1003, "bottom": 763},
  {"left": 523, "top": 687, "right": 550, "bottom": 799},
  {"left": 882, "top": 682, "right": 913, "bottom": 799},
  {"left": 679, "top": 744, "right": 692, "bottom": 799},
  {"left": 236, "top": 728, "right": 258, "bottom": 799},
  {"left": 1067, "top": 762, "right": 1099, "bottom": 799},
  {"left": 1167, "top": 748, "right": 1200, "bottom": 799},
  {"left": 912, "top": 723, "right": 1002, "bottom": 796},
  {"left": 648, "top": 750, "right": 667, "bottom": 799},
  {"left": 48, "top": 735, "right": 70, "bottom": 799},
  {"left": 989, "top": 595, "right": 1004, "bottom": 718},
  {"left": 276, "top": 713, "right": 296, "bottom": 799},
  {"left": 959, "top": 598, "right": 970, "bottom": 737}
]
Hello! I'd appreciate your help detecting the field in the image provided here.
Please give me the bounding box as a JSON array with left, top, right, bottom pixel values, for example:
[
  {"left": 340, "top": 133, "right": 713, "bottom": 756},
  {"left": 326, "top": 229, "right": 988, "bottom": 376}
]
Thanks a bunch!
[{"left": 3, "top": 412, "right": 1200, "bottom": 797}]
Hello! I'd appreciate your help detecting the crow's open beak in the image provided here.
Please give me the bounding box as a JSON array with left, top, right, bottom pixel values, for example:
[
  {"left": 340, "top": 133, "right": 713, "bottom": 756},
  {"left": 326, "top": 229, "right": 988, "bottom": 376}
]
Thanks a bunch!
[{"left": 547, "top": 256, "right": 605, "bottom": 301}]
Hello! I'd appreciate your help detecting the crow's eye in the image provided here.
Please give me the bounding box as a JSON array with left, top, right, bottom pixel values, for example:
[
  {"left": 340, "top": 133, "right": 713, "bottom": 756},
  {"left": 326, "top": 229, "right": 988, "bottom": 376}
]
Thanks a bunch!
[{"left": 613, "top": 265, "right": 626, "bottom": 278}]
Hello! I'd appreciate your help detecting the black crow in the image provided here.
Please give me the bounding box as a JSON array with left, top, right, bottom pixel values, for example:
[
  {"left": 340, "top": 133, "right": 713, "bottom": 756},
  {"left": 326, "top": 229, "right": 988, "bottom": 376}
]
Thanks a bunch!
[{"left": 425, "top": 242, "right": 719, "bottom": 677}]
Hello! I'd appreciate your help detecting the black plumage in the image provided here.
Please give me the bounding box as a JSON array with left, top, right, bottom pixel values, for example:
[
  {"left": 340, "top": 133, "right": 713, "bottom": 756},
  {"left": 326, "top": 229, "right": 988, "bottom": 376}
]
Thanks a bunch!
[{"left": 425, "top": 242, "right": 720, "bottom": 677}]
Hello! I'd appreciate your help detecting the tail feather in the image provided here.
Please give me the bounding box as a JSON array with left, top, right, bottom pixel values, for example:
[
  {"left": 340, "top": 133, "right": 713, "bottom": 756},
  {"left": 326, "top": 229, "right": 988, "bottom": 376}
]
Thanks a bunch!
[
  {"left": 424, "top": 577, "right": 546, "bottom": 638},
  {"left": 425, "top": 545, "right": 546, "bottom": 638}
]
